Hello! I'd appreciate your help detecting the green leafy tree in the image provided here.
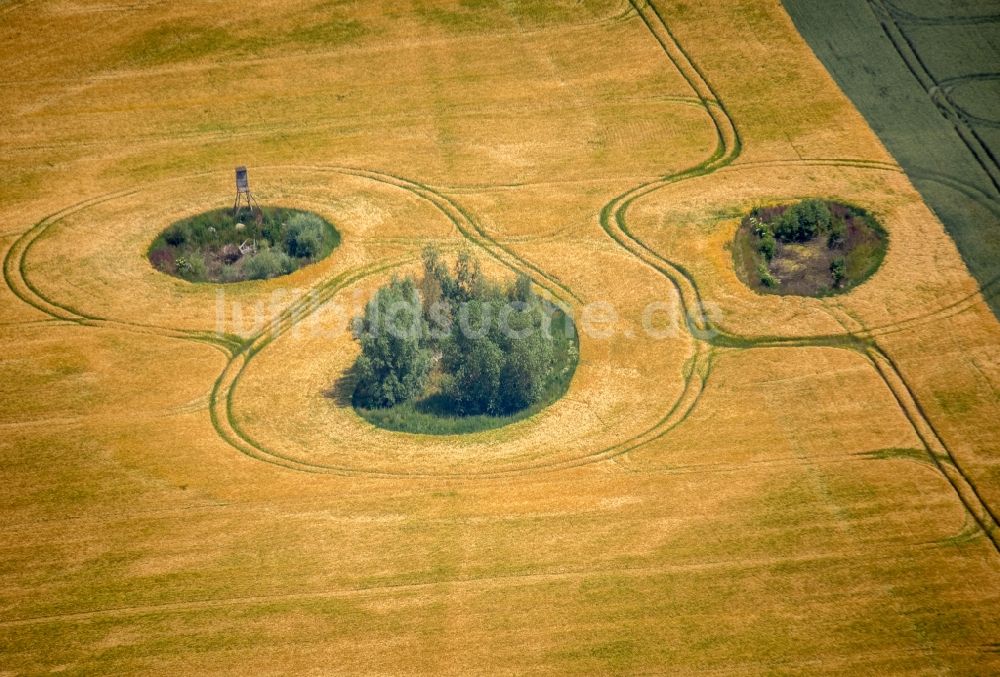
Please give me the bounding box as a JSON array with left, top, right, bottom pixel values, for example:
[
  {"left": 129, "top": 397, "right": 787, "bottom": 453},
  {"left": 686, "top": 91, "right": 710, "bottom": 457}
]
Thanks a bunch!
[
  {"left": 455, "top": 248, "right": 483, "bottom": 301},
  {"left": 283, "top": 212, "right": 327, "bottom": 259},
  {"left": 830, "top": 257, "right": 846, "bottom": 287},
  {"left": 774, "top": 199, "right": 832, "bottom": 242},
  {"left": 441, "top": 275, "right": 555, "bottom": 415},
  {"left": 353, "top": 277, "right": 431, "bottom": 408},
  {"left": 758, "top": 262, "right": 777, "bottom": 288},
  {"left": 498, "top": 304, "right": 554, "bottom": 412},
  {"left": 176, "top": 253, "right": 207, "bottom": 281},
  {"left": 442, "top": 299, "right": 504, "bottom": 414},
  {"left": 420, "top": 245, "right": 446, "bottom": 311},
  {"left": 509, "top": 273, "right": 533, "bottom": 303},
  {"left": 244, "top": 248, "right": 295, "bottom": 279},
  {"left": 164, "top": 225, "right": 187, "bottom": 246},
  {"left": 758, "top": 229, "right": 776, "bottom": 260},
  {"left": 420, "top": 245, "right": 458, "bottom": 341}
]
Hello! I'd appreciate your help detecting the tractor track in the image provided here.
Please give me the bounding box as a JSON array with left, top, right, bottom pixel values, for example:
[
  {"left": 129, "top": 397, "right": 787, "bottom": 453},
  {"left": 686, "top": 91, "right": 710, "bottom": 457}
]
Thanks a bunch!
[
  {"left": 2, "top": 0, "right": 1000, "bottom": 639},
  {"left": 2, "top": 180, "right": 240, "bottom": 356},
  {"left": 0, "top": 539, "right": 947, "bottom": 630},
  {"left": 882, "top": 0, "right": 1000, "bottom": 27},
  {"left": 4, "top": 164, "right": 692, "bottom": 479},
  {"left": 599, "top": 0, "right": 999, "bottom": 552},
  {"left": 0, "top": 1, "right": 996, "bottom": 551},
  {"left": 869, "top": 0, "right": 1000, "bottom": 197},
  {"left": 932, "top": 73, "right": 1000, "bottom": 129},
  {"left": 2, "top": 164, "right": 702, "bottom": 480}
]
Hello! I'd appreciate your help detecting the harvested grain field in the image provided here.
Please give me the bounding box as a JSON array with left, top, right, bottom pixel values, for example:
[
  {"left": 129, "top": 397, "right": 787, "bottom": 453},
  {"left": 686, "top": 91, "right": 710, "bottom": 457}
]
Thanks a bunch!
[{"left": 1, "top": 0, "right": 998, "bottom": 673}]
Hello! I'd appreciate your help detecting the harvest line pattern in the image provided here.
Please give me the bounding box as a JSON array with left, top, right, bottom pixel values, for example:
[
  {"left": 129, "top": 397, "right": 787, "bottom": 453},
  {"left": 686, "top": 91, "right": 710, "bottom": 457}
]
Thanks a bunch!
[
  {"left": 1, "top": 1, "right": 995, "bottom": 550},
  {"left": 0, "top": 541, "right": 946, "bottom": 630}
]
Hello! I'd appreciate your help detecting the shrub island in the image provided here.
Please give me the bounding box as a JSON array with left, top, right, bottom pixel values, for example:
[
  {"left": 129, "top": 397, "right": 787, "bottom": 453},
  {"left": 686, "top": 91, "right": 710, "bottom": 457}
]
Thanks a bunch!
[
  {"left": 349, "top": 247, "right": 579, "bottom": 435},
  {"left": 148, "top": 207, "right": 340, "bottom": 283},
  {"left": 732, "top": 198, "right": 887, "bottom": 296}
]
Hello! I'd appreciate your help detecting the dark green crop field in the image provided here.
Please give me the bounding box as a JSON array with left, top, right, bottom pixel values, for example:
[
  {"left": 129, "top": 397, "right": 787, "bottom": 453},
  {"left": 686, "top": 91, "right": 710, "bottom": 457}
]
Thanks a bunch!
[{"left": 782, "top": 0, "right": 1000, "bottom": 317}]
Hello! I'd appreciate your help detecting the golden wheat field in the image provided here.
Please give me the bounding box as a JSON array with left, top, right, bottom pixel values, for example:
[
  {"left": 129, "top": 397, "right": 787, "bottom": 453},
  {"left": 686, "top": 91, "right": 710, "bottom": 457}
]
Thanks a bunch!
[{"left": 2, "top": 0, "right": 999, "bottom": 673}]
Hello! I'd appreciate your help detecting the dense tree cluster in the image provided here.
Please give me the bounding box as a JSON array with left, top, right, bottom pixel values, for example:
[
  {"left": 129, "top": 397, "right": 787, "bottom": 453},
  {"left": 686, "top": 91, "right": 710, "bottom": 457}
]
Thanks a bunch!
[
  {"left": 352, "top": 247, "right": 566, "bottom": 415},
  {"left": 771, "top": 199, "right": 832, "bottom": 243}
]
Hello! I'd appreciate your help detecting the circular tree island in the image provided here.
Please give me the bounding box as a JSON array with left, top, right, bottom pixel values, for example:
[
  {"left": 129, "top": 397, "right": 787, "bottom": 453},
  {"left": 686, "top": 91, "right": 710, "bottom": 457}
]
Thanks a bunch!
[
  {"left": 148, "top": 207, "right": 340, "bottom": 282},
  {"left": 347, "top": 247, "right": 578, "bottom": 435},
  {"left": 732, "top": 199, "right": 887, "bottom": 296}
]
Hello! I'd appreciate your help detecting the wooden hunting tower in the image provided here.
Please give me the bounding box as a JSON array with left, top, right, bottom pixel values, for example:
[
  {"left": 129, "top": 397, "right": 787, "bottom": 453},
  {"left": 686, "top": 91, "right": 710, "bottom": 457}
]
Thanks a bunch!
[{"left": 233, "top": 166, "right": 261, "bottom": 219}]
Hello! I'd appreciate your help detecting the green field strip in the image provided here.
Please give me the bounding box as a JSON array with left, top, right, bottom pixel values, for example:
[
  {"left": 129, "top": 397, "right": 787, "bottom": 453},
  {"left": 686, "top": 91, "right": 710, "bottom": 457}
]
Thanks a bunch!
[
  {"left": 782, "top": 0, "right": 1000, "bottom": 319},
  {"left": 872, "top": 2, "right": 1000, "bottom": 191}
]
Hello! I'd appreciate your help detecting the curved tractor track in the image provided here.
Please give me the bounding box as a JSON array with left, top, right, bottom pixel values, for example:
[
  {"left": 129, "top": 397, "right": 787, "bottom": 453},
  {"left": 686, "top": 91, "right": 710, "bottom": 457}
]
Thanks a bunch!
[
  {"left": 602, "top": 0, "right": 999, "bottom": 552},
  {"left": 933, "top": 73, "right": 1000, "bottom": 129},
  {"left": 209, "top": 162, "right": 712, "bottom": 479},
  {"left": 2, "top": 180, "right": 242, "bottom": 356},
  {"left": 4, "top": 165, "right": 706, "bottom": 479},
  {"left": 1, "top": 165, "right": 587, "bottom": 475},
  {"left": 1, "top": 0, "right": 996, "bottom": 551}
]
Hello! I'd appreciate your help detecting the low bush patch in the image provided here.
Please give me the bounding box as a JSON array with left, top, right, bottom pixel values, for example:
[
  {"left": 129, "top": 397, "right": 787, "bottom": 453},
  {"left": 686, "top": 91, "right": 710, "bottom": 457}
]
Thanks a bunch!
[
  {"left": 147, "top": 206, "right": 340, "bottom": 283},
  {"left": 732, "top": 199, "right": 887, "bottom": 296}
]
